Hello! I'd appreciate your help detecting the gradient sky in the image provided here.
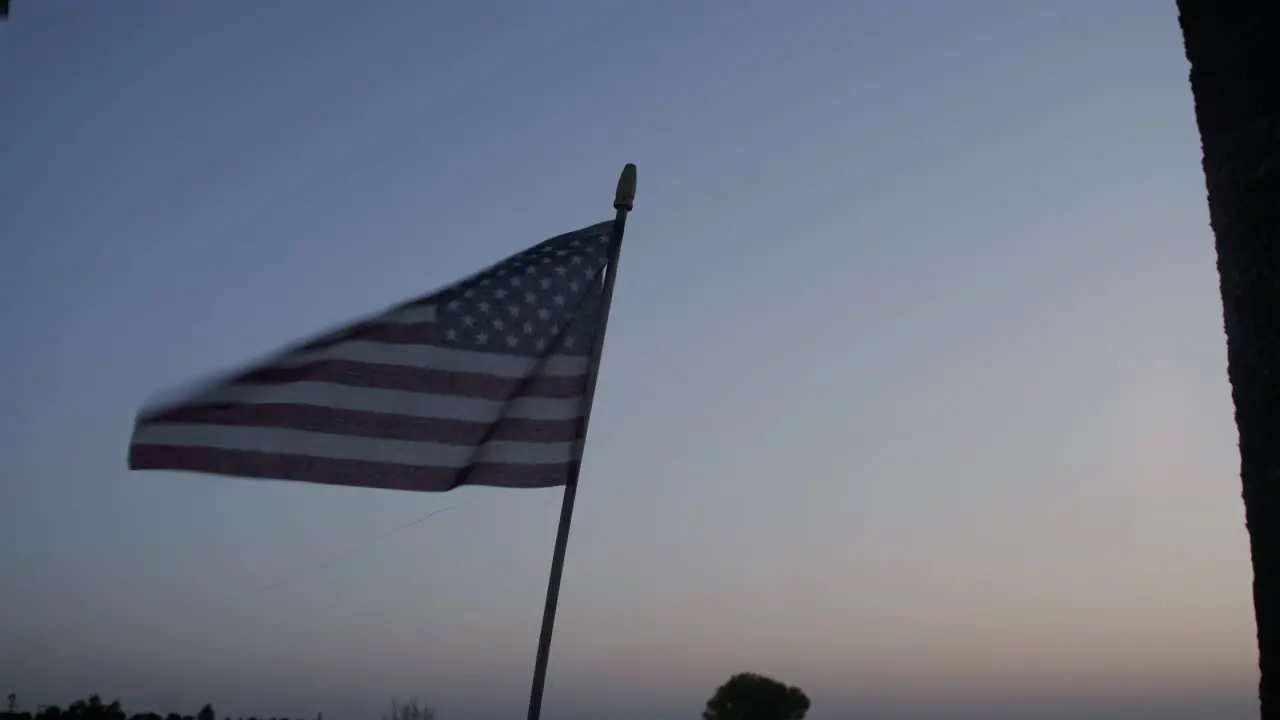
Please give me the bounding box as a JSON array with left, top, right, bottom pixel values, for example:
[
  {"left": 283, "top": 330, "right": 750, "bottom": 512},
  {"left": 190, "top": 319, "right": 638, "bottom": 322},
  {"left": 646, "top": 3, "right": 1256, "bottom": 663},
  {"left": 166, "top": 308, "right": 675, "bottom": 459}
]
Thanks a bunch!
[{"left": 0, "top": 2, "right": 1259, "bottom": 719}]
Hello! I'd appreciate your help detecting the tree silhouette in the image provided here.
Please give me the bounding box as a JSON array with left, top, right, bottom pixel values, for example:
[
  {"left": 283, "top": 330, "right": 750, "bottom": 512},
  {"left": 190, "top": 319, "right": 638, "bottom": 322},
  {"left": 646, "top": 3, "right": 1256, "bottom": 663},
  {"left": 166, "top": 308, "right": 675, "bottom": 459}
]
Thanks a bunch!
[
  {"left": 702, "top": 673, "right": 809, "bottom": 720},
  {"left": 9, "top": 695, "right": 358, "bottom": 720},
  {"left": 382, "top": 699, "right": 433, "bottom": 720},
  {"left": 1178, "top": 3, "right": 1280, "bottom": 717},
  {"left": 60, "top": 694, "right": 124, "bottom": 720}
]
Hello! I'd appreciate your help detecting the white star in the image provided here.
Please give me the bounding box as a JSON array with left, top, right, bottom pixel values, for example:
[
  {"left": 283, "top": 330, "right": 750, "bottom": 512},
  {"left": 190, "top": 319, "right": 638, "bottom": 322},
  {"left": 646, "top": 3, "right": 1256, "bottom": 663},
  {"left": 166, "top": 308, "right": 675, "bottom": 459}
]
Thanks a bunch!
[
  {"left": 492, "top": 319, "right": 504, "bottom": 330},
  {"left": 461, "top": 315, "right": 476, "bottom": 327},
  {"left": 537, "top": 308, "right": 551, "bottom": 320},
  {"left": 445, "top": 328, "right": 458, "bottom": 341},
  {"left": 554, "top": 266, "right": 569, "bottom": 276},
  {"left": 510, "top": 276, "right": 522, "bottom": 287},
  {"left": 568, "top": 281, "right": 580, "bottom": 293},
  {"left": 480, "top": 277, "right": 491, "bottom": 286},
  {"left": 446, "top": 299, "right": 462, "bottom": 310},
  {"left": 535, "top": 338, "right": 548, "bottom": 351},
  {"left": 478, "top": 301, "right": 491, "bottom": 314},
  {"left": 525, "top": 265, "right": 537, "bottom": 275},
  {"left": 464, "top": 288, "right": 476, "bottom": 298},
  {"left": 508, "top": 304, "right": 520, "bottom": 317},
  {"left": 523, "top": 321, "right": 534, "bottom": 334},
  {"left": 564, "top": 336, "right": 576, "bottom": 349},
  {"left": 506, "top": 335, "right": 519, "bottom": 348},
  {"left": 570, "top": 256, "right": 583, "bottom": 265},
  {"left": 553, "top": 295, "right": 566, "bottom": 306},
  {"left": 493, "top": 288, "right": 508, "bottom": 300},
  {"left": 475, "top": 332, "right": 489, "bottom": 344},
  {"left": 540, "top": 278, "right": 552, "bottom": 289},
  {"left": 524, "top": 291, "right": 537, "bottom": 304}
]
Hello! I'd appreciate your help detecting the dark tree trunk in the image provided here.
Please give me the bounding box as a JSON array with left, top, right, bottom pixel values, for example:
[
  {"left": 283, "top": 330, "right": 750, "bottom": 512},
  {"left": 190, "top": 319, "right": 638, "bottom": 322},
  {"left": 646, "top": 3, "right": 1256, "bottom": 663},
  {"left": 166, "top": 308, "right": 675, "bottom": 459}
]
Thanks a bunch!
[{"left": 1178, "top": 2, "right": 1280, "bottom": 717}]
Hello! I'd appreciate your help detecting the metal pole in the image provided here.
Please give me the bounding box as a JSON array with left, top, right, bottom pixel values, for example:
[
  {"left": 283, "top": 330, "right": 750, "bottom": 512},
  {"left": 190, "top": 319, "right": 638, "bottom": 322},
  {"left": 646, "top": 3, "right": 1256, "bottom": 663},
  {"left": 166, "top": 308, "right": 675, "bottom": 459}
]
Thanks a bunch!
[{"left": 525, "top": 164, "right": 637, "bottom": 720}]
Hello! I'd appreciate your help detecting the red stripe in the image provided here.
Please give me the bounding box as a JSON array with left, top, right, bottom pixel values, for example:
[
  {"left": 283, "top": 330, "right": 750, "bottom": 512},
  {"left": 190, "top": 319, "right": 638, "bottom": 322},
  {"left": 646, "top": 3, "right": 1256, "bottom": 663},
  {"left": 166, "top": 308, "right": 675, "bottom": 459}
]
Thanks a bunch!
[
  {"left": 140, "top": 403, "right": 583, "bottom": 444},
  {"left": 129, "top": 445, "right": 572, "bottom": 492},
  {"left": 232, "top": 359, "right": 586, "bottom": 399}
]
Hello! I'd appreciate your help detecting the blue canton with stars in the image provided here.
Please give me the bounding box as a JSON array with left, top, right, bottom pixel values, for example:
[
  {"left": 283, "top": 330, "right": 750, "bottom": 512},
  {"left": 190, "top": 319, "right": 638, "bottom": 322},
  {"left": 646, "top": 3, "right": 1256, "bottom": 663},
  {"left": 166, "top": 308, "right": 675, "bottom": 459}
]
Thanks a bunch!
[{"left": 436, "top": 222, "right": 613, "bottom": 358}]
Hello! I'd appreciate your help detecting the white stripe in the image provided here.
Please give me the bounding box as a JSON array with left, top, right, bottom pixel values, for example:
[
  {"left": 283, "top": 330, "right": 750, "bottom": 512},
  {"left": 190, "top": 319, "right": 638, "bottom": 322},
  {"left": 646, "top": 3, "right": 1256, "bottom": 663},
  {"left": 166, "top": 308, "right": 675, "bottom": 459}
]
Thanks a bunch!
[
  {"left": 281, "top": 341, "right": 589, "bottom": 378},
  {"left": 132, "top": 424, "right": 581, "bottom": 467},
  {"left": 180, "top": 381, "right": 585, "bottom": 422}
]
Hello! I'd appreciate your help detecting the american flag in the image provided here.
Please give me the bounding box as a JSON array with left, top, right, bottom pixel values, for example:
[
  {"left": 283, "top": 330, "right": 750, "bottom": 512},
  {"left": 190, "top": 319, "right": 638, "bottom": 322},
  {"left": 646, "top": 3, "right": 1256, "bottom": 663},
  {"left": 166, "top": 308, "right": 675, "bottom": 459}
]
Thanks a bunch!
[{"left": 129, "top": 220, "right": 616, "bottom": 493}]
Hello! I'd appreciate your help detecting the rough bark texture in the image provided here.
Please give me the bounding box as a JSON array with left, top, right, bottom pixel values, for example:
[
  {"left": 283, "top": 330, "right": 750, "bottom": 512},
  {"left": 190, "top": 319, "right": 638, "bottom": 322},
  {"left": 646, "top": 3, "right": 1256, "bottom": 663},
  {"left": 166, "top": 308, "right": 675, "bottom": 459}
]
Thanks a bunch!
[{"left": 1178, "top": 2, "right": 1280, "bottom": 717}]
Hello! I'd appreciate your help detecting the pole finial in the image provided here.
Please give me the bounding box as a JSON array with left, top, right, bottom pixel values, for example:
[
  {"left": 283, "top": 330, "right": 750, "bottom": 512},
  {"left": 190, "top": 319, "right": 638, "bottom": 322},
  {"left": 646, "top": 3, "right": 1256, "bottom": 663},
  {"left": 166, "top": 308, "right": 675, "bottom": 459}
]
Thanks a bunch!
[{"left": 614, "top": 163, "right": 637, "bottom": 212}]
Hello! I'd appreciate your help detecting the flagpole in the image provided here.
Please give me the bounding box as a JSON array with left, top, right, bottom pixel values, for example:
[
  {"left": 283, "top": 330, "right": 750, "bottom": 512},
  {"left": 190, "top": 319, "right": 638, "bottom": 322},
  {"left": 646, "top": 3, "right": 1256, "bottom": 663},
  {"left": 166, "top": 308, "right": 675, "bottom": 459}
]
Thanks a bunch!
[{"left": 526, "top": 164, "right": 637, "bottom": 720}]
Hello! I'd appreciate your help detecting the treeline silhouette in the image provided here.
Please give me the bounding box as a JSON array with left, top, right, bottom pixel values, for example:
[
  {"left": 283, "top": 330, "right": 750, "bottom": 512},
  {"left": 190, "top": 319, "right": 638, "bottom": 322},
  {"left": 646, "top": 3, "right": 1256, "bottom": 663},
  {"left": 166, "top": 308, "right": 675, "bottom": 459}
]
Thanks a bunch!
[{"left": 1, "top": 695, "right": 314, "bottom": 720}]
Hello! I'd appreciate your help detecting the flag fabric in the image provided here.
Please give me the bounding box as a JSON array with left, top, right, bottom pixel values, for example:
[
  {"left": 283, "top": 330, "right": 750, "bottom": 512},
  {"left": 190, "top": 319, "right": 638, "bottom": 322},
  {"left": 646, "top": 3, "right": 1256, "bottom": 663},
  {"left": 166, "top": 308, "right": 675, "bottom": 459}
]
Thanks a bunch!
[{"left": 129, "top": 220, "right": 616, "bottom": 493}]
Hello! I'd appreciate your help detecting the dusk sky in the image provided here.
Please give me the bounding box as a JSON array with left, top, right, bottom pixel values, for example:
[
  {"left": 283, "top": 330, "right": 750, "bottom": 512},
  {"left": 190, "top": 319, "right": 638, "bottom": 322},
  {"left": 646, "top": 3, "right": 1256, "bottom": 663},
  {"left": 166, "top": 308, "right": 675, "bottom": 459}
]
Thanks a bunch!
[{"left": 0, "top": 2, "right": 1258, "bottom": 719}]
